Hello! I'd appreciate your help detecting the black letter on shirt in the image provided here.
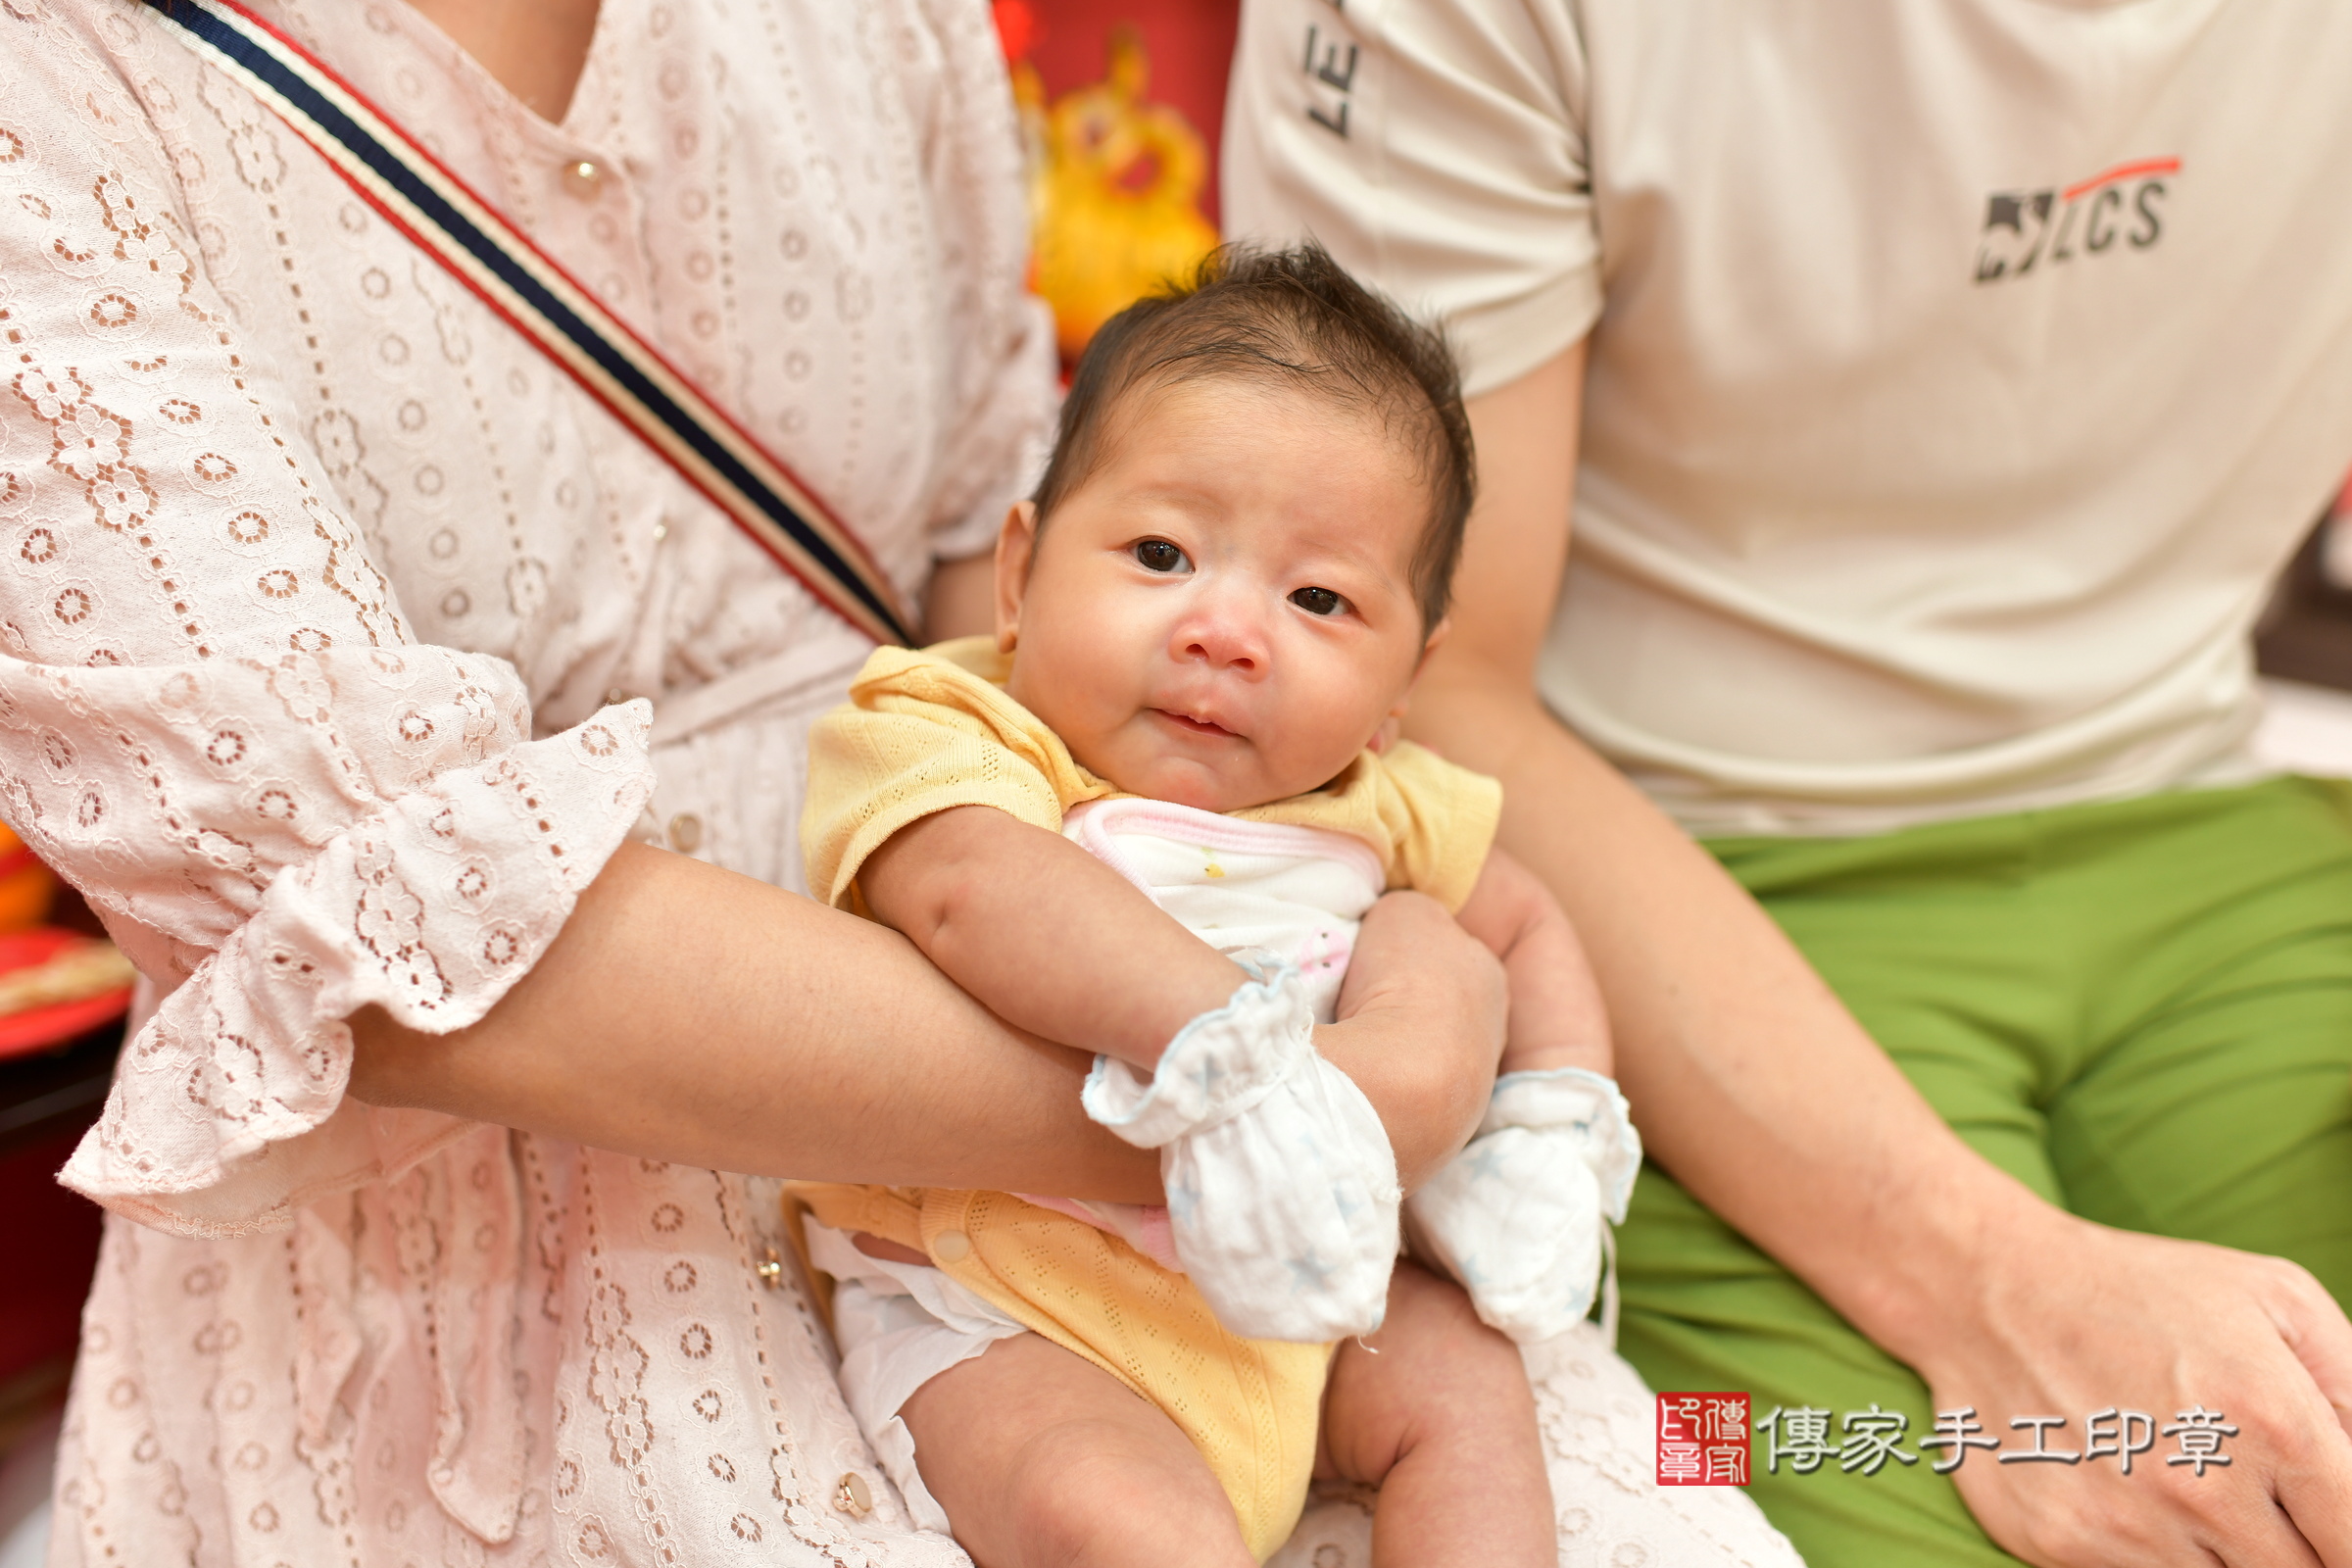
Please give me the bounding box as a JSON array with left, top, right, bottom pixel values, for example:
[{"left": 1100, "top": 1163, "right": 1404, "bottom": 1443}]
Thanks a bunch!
[
  {"left": 2047, "top": 197, "right": 2083, "bottom": 264},
  {"left": 1302, "top": 24, "right": 1354, "bottom": 137},
  {"left": 1976, "top": 192, "right": 2026, "bottom": 282},
  {"left": 2131, "top": 181, "right": 2167, "bottom": 248},
  {"left": 2014, "top": 190, "right": 2057, "bottom": 276},
  {"left": 2084, "top": 186, "right": 2123, "bottom": 252}
]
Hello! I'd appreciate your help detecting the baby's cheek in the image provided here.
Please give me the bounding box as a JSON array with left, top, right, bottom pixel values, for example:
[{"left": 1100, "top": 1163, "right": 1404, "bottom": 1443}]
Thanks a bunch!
[
  {"left": 1012, "top": 678, "right": 1124, "bottom": 782},
  {"left": 1269, "top": 666, "right": 1407, "bottom": 793}
]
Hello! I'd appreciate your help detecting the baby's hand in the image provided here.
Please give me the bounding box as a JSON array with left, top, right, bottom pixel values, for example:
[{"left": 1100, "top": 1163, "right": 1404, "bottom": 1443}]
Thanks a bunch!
[
  {"left": 1404, "top": 1064, "right": 1641, "bottom": 1343},
  {"left": 1414, "top": 850, "right": 1636, "bottom": 1342},
  {"left": 1451, "top": 850, "right": 1614, "bottom": 1083}
]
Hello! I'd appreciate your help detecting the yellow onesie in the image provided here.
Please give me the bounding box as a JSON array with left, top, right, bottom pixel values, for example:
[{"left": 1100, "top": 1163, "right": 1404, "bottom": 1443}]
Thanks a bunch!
[{"left": 795, "top": 637, "right": 1500, "bottom": 1559}]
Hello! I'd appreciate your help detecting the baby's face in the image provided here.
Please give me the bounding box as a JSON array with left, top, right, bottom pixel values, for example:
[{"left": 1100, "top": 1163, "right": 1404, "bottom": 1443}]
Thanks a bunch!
[{"left": 996, "top": 378, "right": 1443, "bottom": 812}]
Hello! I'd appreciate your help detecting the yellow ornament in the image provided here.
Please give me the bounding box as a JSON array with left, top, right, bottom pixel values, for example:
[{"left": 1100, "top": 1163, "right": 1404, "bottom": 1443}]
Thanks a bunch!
[{"left": 1027, "top": 27, "right": 1220, "bottom": 364}]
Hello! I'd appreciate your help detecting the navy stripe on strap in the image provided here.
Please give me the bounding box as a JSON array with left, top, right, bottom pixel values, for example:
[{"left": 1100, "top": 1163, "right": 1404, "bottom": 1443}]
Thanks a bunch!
[{"left": 144, "top": 0, "right": 913, "bottom": 646}]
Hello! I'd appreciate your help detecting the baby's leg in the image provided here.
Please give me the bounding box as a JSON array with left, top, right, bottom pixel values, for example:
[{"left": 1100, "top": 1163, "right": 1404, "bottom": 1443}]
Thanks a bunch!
[
  {"left": 1319, "top": 1261, "right": 1555, "bottom": 1568},
  {"left": 901, "top": 1331, "right": 1256, "bottom": 1568}
]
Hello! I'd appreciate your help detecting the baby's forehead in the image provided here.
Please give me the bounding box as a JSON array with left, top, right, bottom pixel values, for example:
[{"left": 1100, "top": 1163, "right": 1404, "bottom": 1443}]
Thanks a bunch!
[
  {"left": 1098, "top": 372, "right": 1434, "bottom": 498},
  {"left": 1113, "top": 365, "right": 1408, "bottom": 439},
  {"left": 1142, "top": 378, "right": 1423, "bottom": 510}
]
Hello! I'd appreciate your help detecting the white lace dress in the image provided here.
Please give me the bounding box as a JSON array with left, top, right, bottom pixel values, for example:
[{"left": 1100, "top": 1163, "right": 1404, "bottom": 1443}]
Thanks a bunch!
[{"left": 0, "top": 0, "right": 1802, "bottom": 1561}]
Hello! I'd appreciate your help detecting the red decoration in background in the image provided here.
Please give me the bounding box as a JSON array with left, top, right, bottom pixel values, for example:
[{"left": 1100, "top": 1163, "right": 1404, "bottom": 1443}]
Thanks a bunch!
[
  {"left": 0, "top": 849, "right": 131, "bottom": 1414},
  {"left": 991, "top": 0, "right": 1038, "bottom": 63},
  {"left": 1002, "top": 0, "right": 1240, "bottom": 228},
  {"left": 0, "top": 928, "right": 131, "bottom": 1063}
]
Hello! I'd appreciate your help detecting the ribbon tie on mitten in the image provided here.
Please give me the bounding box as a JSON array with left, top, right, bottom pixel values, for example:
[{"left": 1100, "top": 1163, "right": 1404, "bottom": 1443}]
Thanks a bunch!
[
  {"left": 1081, "top": 958, "right": 1400, "bottom": 1342},
  {"left": 1403, "top": 1066, "right": 1642, "bottom": 1345}
]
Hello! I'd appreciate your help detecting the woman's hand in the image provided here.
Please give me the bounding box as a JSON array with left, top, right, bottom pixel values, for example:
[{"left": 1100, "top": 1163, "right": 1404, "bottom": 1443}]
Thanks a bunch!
[{"left": 1319, "top": 888, "right": 1507, "bottom": 1190}]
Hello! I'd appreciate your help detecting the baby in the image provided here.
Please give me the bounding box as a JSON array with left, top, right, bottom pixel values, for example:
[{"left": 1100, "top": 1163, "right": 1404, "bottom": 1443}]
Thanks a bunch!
[{"left": 794, "top": 245, "right": 1641, "bottom": 1567}]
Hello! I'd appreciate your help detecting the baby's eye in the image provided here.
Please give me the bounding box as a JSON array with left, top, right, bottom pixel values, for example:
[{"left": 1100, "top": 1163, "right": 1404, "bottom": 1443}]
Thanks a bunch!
[
  {"left": 1289, "top": 586, "right": 1347, "bottom": 616},
  {"left": 1134, "top": 539, "right": 1190, "bottom": 573}
]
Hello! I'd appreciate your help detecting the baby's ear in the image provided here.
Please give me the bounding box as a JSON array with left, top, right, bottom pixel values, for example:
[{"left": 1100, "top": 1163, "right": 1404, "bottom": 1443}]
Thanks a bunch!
[
  {"left": 1375, "top": 615, "right": 1454, "bottom": 742},
  {"left": 993, "top": 500, "right": 1040, "bottom": 654},
  {"left": 1417, "top": 614, "right": 1454, "bottom": 669},
  {"left": 1395, "top": 614, "right": 1453, "bottom": 704}
]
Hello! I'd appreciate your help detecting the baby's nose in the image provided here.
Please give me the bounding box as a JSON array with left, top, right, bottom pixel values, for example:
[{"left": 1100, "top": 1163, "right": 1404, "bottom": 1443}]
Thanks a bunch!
[
  {"left": 1174, "top": 597, "right": 1269, "bottom": 673},
  {"left": 1182, "top": 631, "right": 1256, "bottom": 671}
]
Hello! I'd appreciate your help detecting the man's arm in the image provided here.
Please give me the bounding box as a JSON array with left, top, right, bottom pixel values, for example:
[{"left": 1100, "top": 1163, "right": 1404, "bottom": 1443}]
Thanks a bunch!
[
  {"left": 859, "top": 805, "right": 1248, "bottom": 1070},
  {"left": 1412, "top": 342, "right": 2352, "bottom": 1567}
]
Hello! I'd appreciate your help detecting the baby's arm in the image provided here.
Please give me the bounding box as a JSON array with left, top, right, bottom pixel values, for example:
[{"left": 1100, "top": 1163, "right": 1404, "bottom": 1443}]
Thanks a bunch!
[
  {"left": 1406, "top": 851, "right": 1639, "bottom": 1344},
  {"left": 867, "top": 804, "right": 1405, "bottom": 1342},
  {"left": 1450, "top": 848, "right": 1613, "bottom": 1080},
  {"left": 859, "top": 804, "right": 1243, "bottom": 1070}
]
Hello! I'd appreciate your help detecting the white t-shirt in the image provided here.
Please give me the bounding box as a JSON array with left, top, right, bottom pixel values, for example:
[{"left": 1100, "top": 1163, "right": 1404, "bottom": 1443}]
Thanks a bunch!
[{"left": 1224, "top": 0, "right": 2352, "bottom": 835}]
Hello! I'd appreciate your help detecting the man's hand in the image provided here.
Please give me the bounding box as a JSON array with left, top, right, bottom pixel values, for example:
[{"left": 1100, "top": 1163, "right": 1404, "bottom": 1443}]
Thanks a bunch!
[{"left": 1909, "top": 1200, "right": 2352, "bottom": 1568}]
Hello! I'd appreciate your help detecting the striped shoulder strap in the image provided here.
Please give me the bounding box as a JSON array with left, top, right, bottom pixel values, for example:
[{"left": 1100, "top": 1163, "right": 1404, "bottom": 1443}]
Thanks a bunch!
[{"left": 143, "top": 0, "right": 913, "bottom": 647}]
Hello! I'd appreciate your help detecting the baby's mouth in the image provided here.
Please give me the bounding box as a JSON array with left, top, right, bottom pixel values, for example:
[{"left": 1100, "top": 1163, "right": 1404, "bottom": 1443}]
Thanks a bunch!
[{"left": 1152, "top": 708, "right": 1240, "bottom": 741}]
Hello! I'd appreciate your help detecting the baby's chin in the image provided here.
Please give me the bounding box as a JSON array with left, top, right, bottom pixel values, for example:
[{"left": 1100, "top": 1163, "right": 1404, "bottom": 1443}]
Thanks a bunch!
[{"left": 1084, "top": 741, "right": 1365, "bottom": 813}]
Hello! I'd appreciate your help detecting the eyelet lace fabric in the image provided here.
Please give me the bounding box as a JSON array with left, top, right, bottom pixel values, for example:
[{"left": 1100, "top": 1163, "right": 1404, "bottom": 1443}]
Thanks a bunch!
[{"left": 4, "top": 0, "right": 1798, "bottom": 1560}]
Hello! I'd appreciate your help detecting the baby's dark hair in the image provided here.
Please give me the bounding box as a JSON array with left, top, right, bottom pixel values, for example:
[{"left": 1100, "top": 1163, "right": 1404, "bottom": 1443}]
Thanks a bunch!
[{"left": 1031, "top": 242, "right": 1475, "bottom": 629}]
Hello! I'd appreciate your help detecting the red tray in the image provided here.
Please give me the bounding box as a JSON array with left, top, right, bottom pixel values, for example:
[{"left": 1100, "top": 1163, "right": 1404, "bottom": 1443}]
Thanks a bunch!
[{"left": 0, "top": 928, "right": 133, "bottom": 1062}]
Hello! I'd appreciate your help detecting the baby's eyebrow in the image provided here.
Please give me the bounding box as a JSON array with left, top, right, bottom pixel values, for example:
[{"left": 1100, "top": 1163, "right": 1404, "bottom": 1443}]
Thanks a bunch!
[
  {"left": 1103, "top": 477, "right": 1227, "bottom": 522},
  {"left": 1283, "top": 528, "right": 1415, "bottom": 587}
]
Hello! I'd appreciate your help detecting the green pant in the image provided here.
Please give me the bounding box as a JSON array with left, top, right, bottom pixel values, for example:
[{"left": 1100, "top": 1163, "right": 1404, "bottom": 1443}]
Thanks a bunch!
[{"left": 1617, "top": 775, "right": 2352, "bottom": 1565}]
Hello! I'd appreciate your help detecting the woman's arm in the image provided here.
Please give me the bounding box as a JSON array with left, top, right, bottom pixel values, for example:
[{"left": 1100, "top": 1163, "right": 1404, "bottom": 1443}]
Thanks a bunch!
[
  {"left": 347, "top": 843, "right": 1503, "bottom": 1199},
  {"left": 1412, "top": 343, "right": 2352, "bottom": 1566}
]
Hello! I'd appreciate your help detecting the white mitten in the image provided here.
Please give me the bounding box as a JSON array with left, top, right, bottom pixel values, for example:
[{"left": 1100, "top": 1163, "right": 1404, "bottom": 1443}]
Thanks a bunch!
[
  {"left": 1081, "top": 958, "right": 1400, "bottom": 1342},
  {"left": 1403, "top": 1067, "right": 1642, "bottom": 1345}
]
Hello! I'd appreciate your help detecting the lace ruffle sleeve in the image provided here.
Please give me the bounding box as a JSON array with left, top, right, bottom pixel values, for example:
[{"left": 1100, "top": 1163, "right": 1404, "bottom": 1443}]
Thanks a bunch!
[{"left": 0, "top": 52, "right": 656, "bottom": 1235}]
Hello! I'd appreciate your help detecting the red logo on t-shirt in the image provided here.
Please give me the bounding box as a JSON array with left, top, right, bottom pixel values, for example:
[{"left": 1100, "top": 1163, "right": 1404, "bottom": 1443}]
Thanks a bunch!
[
  {"left": 1657, "top": 1393, "right": 1751, "bottom": 1486},
  {"left": 1975, "top": 157, "right": 2178, "bottom": 284}
]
